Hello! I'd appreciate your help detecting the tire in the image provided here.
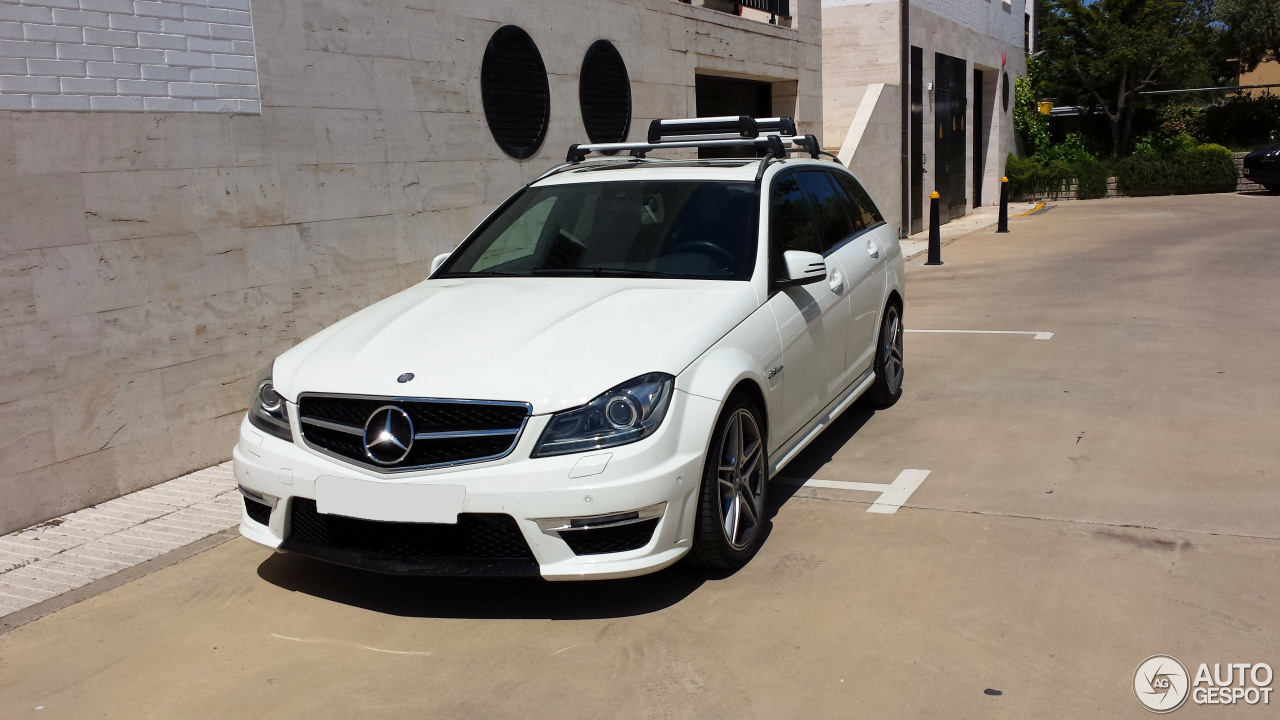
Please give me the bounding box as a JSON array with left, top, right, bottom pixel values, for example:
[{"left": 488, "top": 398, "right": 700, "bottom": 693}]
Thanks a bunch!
[
  {"left": 862, "top": 300, "right": 904, "bottom": 409},
  {"left": 689, "top": 394, "right": 768, "bottom": 570}
]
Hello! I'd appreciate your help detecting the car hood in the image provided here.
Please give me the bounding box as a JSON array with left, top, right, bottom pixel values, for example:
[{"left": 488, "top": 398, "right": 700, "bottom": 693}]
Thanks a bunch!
[{"left": 272, "top": 277, "right": 761, "bottom": 414}]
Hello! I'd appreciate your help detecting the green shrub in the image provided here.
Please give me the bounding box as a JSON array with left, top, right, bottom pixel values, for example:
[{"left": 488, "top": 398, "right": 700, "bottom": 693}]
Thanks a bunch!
[
  {"left": 1073, "top": 160, "right": 1110, "bottom": 200},
  {"left": 1014, "top": 72, "right": 1050, "bottom": 156},
  {"left": 1005, "top": 152, "right": 1110, "bottom": 201},
  {"left": 1115, "top": 144, "right": 1238, "bottom": 195},
  {"left": 1200, "top": 95, "right": 1280, "bottom": 149},
  {"left": 1034, "top": 133, "right": 1096, "bottom": 165}
]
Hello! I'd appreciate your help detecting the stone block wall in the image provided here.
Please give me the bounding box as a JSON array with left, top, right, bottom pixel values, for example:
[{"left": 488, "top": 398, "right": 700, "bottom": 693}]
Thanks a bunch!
[
  {"left": 822, "top": 0, "right": 1027, "bottom": 234},
  {"left": 0, "top": 0, "right": 260, "bottom": 112},
  {"left": 0, "top": 0, "right": 822, "bottom": 533}
]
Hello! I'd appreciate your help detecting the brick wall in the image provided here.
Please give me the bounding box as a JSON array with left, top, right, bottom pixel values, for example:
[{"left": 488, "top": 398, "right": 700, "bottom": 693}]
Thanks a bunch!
[{"left": 0, "top": 0, "right": 259, "bottom": 112}]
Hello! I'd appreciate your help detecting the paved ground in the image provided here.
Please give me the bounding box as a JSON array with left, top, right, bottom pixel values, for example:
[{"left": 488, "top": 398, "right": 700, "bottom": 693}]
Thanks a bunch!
[
  {"left": 900, "top": 199, "right": 1039, "bottom": 260},
  {"left": 1, "top": 193, "right": 1278, "bottom": 719},
  {"left": 0, "top": 464, "right": 237, "bottom": 615}
]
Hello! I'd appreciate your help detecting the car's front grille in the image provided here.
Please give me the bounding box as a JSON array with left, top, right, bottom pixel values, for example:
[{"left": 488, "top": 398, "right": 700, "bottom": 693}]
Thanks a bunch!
[
  {"left": 296, "top": 394, "right": 530, "bottom": 472},
  {"left": 282, "top": 498, "right": 538, "bottom": 576},
  {"left": 558, "top": 519, "right": 660, "bottom": 556}
]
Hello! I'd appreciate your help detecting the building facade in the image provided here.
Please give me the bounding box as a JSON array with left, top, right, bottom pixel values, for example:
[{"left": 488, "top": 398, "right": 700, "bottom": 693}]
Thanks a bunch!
[
  {"left": 822, "top": 0, "right": 1030, "bottom": 235},
  {"left": 0, "top": 0, "right": 822, "bottom": 534}
]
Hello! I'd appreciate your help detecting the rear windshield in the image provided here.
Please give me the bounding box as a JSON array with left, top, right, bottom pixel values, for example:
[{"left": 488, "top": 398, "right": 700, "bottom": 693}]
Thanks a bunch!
[{"left": 436, "top": 181, "right": 757, "bottom": 281}]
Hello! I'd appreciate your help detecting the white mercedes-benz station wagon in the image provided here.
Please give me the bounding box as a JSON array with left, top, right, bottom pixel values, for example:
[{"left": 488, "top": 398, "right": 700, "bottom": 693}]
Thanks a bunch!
[{"left": 234, "top": 117, "right": 905, "bottom": 580}]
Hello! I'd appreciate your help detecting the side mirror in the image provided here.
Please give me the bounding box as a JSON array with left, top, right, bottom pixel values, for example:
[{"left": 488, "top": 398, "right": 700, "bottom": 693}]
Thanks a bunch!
[
  {"left": 777, "top": 250, "right": 826, "bottom": 288},
  {"left": 430, "top": 252, "right": 452, "bottom": 275}
]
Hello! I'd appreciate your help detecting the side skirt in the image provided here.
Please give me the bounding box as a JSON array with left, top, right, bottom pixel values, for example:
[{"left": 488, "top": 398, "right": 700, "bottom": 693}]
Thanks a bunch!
[{"left": 767, "top": 368, "right": 876, "bottom": 478}]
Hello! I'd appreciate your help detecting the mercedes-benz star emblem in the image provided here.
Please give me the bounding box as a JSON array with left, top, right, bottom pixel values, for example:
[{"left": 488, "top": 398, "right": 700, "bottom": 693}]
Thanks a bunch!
[{"left": 362, "top": 406, "right": 414, "bottom": 465}]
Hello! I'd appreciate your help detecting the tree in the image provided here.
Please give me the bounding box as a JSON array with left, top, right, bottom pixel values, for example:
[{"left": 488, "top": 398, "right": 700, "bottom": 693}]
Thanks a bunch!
[
  {"left": 1216, "top": 0, "right": 1280, "bottom": 74},
  {"left": 1039, "top": 0, "right": 1217, "bottom": 157},
  {"left": 1014, "top": 57, "right": 1051, "bottom": 156}
]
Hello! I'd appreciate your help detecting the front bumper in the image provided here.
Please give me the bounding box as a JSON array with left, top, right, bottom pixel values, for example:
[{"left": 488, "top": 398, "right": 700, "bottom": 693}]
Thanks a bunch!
[{"left": 232, "top": 389, "right": 721, "bottom": 580}]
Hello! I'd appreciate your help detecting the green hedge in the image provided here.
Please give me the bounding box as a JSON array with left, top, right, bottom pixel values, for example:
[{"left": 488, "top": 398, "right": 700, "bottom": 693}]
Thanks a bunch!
[
  {"left": 1008, "top": 143, "right": 1238, "bottom": 200},
  {"left": 1006, "top": 154, "right": 1110, "bottom": 201},
  {"left": 1115, "top": 144, "right": 1238, "bottom": 195}
]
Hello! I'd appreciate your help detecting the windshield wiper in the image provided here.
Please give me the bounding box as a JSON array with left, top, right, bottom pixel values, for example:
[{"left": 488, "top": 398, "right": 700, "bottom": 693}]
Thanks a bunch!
[
  {"left": 437, "top": 270, "right": 528, "bottom": 277},
  {"left": 530, "top": 267, "right": 673, "bottom": 278}
]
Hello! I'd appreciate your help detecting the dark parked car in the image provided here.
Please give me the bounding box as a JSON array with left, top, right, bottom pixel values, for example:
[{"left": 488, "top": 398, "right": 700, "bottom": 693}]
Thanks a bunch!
[{"left": 1243, "top": 143, "right": 1280, "bottom": 194}]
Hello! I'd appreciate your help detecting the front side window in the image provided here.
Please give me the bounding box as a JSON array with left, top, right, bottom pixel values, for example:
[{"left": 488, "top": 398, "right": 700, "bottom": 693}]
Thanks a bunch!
[
  {"left": 770, "top": 173, "right": 822, "bottom": 257},
  {"left": 796, "top": 171, "right": 856, "bottom": 252},
  {"left": 769, "top": 173, "right": 824, "bottom": 283},
  {"left": 439, "top": 181, "right": 757, "bottom": 280}
]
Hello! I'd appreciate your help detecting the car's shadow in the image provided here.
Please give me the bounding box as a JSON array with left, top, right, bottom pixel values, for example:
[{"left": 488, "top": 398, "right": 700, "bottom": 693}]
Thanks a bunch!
[
  {"left": 256, "top": 404, "right": 877, "bottom": 618},
  {"left": 257, "top": 551, "right": 722, "bottom": 619},
  {"left": 764, "top": 404, "right": 877, "bottom": 516}
]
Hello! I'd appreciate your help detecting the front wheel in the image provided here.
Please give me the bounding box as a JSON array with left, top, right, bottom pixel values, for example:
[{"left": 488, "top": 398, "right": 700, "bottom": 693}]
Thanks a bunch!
[
  {"left": 862, "top": 301, "right": 904, "bottom": 409},
  {"left": 689, "top": 395, "right": 768, "bottom": 570}
]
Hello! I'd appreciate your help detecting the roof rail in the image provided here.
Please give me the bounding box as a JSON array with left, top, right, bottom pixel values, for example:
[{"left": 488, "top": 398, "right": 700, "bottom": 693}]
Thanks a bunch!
[
  {"left": 565, "top": 116, "right": 818, "bottom": 162},
  {"left": 557, "top": 116, "right": 836, "bottom": 186},
  {"left": 644, "top": 116, "right": 797, "bottom": 143}
]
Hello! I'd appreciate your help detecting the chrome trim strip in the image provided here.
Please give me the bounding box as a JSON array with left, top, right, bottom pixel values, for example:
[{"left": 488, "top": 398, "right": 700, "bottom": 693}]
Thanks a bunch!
[
  {"left": 237, "top": 485, "right": 278, "bottom": 508},
  {"left": 299, "top": 416, "right": 363, "bottom": 435},
  {"left": 535, "top": 503, "right": 666, "bottom": 534},
  {"left": 295, "top": 392, "right": 532, "bottom": 475},
  {"left": 414, "top": 428, "right": 520, "bottom": 440}
]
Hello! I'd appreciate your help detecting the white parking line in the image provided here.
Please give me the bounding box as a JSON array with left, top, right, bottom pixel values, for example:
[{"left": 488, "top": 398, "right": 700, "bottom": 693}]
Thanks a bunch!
[
  {"left": 775, "top": 469, "right": 932, "bottom": 514},
  {"left": 906, "top": 329, "right": 1054, "bottom": 340}
]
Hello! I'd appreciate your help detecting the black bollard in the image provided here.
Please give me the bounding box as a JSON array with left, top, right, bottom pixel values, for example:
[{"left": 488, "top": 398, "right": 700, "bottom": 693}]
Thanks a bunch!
[
  {"left": 996, "top": 176, "right": 1010, "bottom": 233},
  {"left": 925, "top": 191, "right": 943, "bottom": 265}
]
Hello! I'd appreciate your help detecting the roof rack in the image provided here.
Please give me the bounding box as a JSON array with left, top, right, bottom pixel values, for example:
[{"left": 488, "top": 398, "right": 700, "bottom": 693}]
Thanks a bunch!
[{"left": 563, "top": 116, "right": 833, "bottom": 175}]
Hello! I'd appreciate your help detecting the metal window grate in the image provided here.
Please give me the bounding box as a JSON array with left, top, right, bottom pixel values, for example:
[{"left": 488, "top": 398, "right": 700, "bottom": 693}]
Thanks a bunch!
[
  {"left": 481, "top": 25, "right": 551, "bottom": 159},
  {"left": 579, "top": 40, "right": 631, "bottom": 145}
]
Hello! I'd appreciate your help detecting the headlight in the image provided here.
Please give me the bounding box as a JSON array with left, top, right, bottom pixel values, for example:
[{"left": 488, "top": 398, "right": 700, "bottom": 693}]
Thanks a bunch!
[
  {"left": 533, "top": 373, "right": 674, "bottom": 457},
  {"left": 248, "top": 365, "right": 293, "bottom": 443}
]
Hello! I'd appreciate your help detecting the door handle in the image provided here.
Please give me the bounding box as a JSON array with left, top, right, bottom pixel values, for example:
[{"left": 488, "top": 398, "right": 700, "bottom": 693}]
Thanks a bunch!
[
  {"left": 867, "top": 239, "right": 880, "bottom": 259},
  {"left": 829, "top": 268, "right": 844, "bottom": 294}
]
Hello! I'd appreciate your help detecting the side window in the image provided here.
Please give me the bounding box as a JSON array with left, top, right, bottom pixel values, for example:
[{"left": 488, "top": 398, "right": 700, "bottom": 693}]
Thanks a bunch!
[
  {"left": 832, "top": 172, "right": 885, "bottom": 230},
  {"left": 796, "top": 171, "right": 856, "bottom": 252},
  {"left": 770, "top": 173, "right": 823, "bottom": 258}
]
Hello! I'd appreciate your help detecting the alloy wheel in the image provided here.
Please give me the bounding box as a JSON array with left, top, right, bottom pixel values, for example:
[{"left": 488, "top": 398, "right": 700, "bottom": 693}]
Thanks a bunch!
[
  {"left": 716, "top": 408, "right": 765, "bottom": 551},
  {"left": 884, "top": 306, "right": 904, "bottom": 394}
]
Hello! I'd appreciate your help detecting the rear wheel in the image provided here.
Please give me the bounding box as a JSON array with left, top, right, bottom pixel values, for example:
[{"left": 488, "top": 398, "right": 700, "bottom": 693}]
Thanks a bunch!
[
  {"left": 689, "top": 395, "right": 767, "bottom": 570},
  {"left": 862, "top": 301, "right": 904, "bottom": 409}
]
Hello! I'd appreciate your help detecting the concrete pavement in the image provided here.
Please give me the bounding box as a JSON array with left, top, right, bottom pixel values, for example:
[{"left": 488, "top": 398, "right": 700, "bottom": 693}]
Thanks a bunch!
[
  {"left": 1, "top": 193, "right": 1278, "bottom": 719},
  {"left": 0, "top": 463, "right": 237, "bottom": 619},
  {"left": 900, "top": 200, "right": 1039, "bottom": 260}
]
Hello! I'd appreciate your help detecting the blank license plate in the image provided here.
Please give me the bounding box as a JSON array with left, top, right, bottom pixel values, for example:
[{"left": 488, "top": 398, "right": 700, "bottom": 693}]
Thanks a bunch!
[{"left": 314, "top": 476, "right": 465, "bottom": 524}]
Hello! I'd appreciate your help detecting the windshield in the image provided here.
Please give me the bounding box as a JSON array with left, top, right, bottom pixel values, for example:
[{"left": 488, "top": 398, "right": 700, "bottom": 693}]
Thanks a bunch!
[{"left": 437, "top": 181, "right": 757, "bottom": 280}]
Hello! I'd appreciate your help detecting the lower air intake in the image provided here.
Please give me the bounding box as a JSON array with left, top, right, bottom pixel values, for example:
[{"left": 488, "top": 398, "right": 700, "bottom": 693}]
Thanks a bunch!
[
  {"left": 282, "top": 498, "right": 538, "bottom": 576},
  {"left": 559, "top": 518, "right": 660, "bottom": 556}
]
